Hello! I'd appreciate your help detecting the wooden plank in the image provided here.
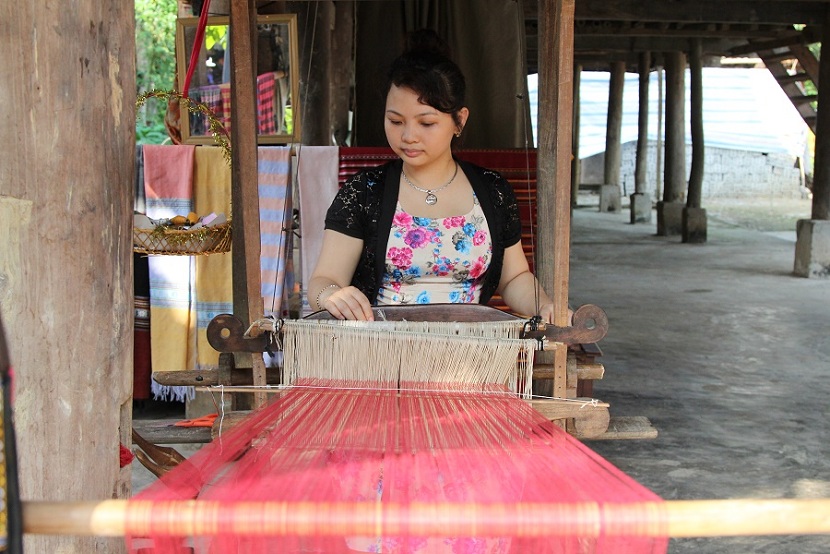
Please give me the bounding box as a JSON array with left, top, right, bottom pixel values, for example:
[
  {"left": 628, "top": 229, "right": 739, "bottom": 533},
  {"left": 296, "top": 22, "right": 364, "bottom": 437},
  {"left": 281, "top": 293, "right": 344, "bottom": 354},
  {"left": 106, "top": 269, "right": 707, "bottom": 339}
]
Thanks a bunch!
[
  {"left": 132, "top": 419, "right": 212, "bottom": 445},
  {"left": 229, "top": 0, "right": 268, "bottom": 408},
  {"left": 537, "top": 0, "right": 575, "bottom": 399},
  {"left": 152, "top": 366, "right": 281, "bottom": 387},
  {"left": 533, "top": 362, "right": 604, "bottom": 381},
  {"left": 573, "top": 1, "right": 828, "bottom": 26}
]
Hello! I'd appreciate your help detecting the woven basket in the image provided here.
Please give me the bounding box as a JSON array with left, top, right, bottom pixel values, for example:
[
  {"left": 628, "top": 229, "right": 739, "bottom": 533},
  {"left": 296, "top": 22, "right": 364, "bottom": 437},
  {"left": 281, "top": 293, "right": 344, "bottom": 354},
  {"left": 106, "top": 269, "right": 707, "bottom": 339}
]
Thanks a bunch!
[{"left": 133, "top": 221, "right": 232, "bottom": 256}]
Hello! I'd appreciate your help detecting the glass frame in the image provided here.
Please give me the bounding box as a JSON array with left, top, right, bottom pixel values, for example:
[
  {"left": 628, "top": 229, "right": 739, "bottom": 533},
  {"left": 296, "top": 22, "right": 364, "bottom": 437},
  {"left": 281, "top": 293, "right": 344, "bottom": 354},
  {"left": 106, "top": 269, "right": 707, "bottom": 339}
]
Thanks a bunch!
[{"left": 176, "top": 14, "right": 300, "bottom": 145}]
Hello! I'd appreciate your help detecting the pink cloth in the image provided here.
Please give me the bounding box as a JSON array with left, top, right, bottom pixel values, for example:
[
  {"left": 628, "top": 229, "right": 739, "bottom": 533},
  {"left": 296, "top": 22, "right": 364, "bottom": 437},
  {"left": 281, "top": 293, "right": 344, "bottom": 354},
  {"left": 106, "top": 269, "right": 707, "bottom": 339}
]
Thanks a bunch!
[
  {"left": 142, "top": 145, "right": 195, "bottom": 204},
  {"left": 297, "top": 146, "right": 340, "bottom": 315}
]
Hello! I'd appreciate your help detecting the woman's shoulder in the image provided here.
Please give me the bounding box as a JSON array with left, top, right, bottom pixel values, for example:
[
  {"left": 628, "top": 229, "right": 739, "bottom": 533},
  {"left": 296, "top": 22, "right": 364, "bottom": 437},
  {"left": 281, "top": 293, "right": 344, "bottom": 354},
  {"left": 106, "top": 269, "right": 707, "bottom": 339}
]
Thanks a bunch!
[
  {"left": 457, "top": 159, "right": 514, "bottom": 201},
  {"left": 342, "top": 160, "right": 399, "bottom": 194}
]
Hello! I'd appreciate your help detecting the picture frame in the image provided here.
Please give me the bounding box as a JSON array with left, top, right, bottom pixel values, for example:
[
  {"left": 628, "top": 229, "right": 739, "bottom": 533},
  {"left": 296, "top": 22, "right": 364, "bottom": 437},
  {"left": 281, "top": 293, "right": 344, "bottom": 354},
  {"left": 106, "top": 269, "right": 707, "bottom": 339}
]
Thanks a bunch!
[{"left": 175, "top": 13, "right": 300, "bottom": 145}]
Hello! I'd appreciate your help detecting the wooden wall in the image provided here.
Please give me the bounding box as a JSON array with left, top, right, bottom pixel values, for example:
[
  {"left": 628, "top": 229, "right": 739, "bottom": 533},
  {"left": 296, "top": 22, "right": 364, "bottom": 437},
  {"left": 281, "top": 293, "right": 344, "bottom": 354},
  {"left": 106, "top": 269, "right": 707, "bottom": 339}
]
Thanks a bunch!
[{"left": 1, "top": 2, "right": 135, "bottom": 551}]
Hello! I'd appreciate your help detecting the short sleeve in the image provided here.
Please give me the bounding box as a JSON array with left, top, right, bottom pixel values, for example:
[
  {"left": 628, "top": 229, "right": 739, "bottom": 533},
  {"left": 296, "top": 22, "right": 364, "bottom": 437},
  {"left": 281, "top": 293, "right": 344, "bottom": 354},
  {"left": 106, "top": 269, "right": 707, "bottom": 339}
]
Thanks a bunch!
[
  {"left": 491, "top": 173, "right": 523, "bottom": 247},
  {"left": 324, "top": 173, "right": 370, "bottom": 239}
]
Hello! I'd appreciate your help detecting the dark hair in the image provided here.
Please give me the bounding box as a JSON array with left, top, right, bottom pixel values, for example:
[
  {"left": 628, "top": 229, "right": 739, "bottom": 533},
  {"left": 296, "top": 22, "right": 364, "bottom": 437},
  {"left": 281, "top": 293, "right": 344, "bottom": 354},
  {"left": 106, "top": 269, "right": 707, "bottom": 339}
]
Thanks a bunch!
[{"left": 386, "top": 29, "right": 466, "bottom": 127}]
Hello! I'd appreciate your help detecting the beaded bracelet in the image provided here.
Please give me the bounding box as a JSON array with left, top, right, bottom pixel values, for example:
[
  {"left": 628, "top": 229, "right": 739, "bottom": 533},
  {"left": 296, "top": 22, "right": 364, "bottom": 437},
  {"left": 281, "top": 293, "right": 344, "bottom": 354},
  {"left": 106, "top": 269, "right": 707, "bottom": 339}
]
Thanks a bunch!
[{"left": 315, "top": 284, "right": 340, "bottom": 310}]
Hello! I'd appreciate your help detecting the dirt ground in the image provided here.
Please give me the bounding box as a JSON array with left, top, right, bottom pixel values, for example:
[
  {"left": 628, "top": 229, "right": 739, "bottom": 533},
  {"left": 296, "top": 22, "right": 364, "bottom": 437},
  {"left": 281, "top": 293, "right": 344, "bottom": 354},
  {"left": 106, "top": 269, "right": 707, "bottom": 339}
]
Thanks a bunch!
[{"left": 703, "top": 197, "right": 813, "bottom": 232}]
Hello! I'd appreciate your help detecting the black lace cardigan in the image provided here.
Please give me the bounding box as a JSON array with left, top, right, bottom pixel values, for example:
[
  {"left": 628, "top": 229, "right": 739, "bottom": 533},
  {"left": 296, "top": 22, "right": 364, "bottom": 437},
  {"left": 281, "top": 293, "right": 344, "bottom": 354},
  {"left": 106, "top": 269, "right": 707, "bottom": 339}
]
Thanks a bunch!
[{"left": 324, "top": 158, "right": 523, "bottom": 305}]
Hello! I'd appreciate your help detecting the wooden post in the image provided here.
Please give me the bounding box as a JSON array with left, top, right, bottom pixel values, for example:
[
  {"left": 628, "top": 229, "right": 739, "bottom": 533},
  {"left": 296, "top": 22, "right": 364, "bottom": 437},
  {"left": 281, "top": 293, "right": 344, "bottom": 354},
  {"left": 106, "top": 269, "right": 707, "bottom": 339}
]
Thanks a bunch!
[
  {"left": 288, "top": 1, "right": 334, "bottom": 145},
  {"left": 635, "top": 52, "right": 651, "bottom": 195},
  {"left": 663, "top": 51, "right": 687, "bottom": 204},
  {"left": 2, "top": 2, "right": 135, "bottom": 552},
  {"left": 655, "top": 59, "right": 664, "bottom": 202},
  {"left": 571, "top": 64, "right": 582, "bottom": 208},
  {"left": 811, "top": 12, "right": 830, "bottom": 221},
  {"left": 537, "top": 0, "right": 575, "bottom": 400},
  {"left": 687, "top": 39, "right": 705, "bottom": 210},
  {"left": 604, "top": 61, "right": 626, "bottom": 187},
  {"left": 229, "top": 0, "right": 268, "bottom": 407},
  {"left": 331, "top": 2, "right": 355, "bottom": 145}
]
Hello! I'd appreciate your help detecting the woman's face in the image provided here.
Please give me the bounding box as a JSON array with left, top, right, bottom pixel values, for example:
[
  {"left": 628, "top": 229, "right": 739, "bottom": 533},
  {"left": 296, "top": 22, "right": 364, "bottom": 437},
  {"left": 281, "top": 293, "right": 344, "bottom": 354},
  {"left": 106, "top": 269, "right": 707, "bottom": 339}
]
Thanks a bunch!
[{"left": 384, "top": 85, "right": 467, "bottom": 168}]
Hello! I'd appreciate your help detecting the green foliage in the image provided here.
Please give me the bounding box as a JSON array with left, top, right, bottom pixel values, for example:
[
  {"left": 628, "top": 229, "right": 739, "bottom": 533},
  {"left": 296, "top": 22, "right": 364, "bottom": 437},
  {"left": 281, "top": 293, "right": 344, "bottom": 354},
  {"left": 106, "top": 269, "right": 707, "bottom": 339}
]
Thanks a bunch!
[{"left": 135, "top": 0, "right": 178, "bottom": 144}]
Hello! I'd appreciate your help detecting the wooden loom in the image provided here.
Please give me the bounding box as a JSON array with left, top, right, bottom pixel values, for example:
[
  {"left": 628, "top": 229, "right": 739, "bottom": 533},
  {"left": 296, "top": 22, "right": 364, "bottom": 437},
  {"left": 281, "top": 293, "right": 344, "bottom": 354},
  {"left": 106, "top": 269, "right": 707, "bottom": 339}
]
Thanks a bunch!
[{"left": 14, "top": 309, "right": 830, "bottom": 547}]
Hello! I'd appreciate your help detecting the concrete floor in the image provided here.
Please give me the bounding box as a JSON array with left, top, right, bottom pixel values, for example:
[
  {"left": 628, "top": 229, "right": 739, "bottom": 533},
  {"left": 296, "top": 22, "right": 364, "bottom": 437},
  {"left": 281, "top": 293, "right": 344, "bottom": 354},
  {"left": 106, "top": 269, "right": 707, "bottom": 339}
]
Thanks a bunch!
[
  {"left": 571, "top": 207, "right": 830, "bottom": 553},
  {"left": 133, "top": 205, "right": 830, "bottom": 552}
]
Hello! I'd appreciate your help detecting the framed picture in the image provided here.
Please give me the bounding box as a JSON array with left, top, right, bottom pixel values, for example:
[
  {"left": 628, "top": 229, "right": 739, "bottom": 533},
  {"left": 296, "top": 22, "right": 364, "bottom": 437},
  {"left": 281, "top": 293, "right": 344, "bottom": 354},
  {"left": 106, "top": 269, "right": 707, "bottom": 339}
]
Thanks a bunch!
[{"left": 176, "top": 14, "right": 300, "bottom": 144}]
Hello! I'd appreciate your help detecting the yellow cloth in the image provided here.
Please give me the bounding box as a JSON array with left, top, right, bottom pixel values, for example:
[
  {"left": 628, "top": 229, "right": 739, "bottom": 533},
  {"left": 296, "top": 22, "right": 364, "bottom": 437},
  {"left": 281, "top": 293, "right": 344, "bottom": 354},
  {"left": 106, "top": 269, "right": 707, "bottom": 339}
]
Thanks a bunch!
[{"left": 193, "top": 146, "right": 233, "bottom": 369}]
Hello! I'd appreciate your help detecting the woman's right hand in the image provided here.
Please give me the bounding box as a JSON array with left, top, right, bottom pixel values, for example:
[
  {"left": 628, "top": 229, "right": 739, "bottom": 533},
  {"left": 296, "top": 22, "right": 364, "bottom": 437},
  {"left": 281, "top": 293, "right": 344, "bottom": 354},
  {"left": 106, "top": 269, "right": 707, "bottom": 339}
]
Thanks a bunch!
[{"left": 320, "top": 285, "right": 374, "bottom": 321}]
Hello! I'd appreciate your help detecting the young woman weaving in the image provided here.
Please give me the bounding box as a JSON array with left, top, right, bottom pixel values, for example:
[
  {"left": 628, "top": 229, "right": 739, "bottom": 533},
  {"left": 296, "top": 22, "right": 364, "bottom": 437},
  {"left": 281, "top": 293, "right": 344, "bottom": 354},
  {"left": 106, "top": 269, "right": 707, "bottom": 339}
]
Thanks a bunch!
[{"left": 310, "top": 30, "right": 558, "bottom": 324}]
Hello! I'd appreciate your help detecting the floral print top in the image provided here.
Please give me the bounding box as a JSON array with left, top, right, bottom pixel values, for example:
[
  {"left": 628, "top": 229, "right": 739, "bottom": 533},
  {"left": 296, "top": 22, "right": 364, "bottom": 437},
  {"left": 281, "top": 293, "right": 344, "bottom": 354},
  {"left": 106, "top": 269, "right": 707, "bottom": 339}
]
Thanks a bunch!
[{"left": 378, "top": 194, "right": 493, "bottom": 305}]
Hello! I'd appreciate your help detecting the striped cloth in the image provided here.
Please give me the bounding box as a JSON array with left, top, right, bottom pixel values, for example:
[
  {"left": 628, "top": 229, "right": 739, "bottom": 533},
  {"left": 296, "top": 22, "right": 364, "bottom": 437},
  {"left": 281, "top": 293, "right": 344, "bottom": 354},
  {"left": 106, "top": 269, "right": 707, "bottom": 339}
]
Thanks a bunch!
[
  {"left": 143, "top": 145, "right": 196, "bottom": 401},
  {"left": 258, "top": 147, "right": 293, "bottom": 318},
  {"left": 219, "top": 83, "right": 232, "bottom": 134},
  {"left": 257, "top": 72, "right": 278, "bottom": 134}
]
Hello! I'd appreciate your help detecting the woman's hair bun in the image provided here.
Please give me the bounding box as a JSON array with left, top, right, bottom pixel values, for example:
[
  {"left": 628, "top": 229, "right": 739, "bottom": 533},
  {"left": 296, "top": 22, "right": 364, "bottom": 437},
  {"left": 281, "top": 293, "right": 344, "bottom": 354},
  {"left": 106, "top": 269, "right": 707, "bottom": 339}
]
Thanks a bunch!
[{"left": 404, "top": 28, "right": 452, "bottom": 60}]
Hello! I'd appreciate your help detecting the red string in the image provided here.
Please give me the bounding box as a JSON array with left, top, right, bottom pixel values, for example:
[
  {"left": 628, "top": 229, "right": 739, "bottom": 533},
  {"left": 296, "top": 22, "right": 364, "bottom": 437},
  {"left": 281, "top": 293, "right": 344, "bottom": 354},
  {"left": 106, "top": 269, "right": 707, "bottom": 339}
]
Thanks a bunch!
[
  {"left": 129, "top": 379, "right": 668, "bottom": 553},
  {"left": 182, "top": 0, "right": 213, "bottom": 98}
]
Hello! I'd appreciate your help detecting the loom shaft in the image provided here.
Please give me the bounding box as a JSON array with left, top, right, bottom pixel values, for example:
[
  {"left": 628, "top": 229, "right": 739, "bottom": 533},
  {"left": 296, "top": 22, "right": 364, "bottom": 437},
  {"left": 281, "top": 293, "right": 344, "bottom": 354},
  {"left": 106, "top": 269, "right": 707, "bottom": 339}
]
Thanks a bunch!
[{"left": 22, "top": 498, "right": 830, "bottom": 538}]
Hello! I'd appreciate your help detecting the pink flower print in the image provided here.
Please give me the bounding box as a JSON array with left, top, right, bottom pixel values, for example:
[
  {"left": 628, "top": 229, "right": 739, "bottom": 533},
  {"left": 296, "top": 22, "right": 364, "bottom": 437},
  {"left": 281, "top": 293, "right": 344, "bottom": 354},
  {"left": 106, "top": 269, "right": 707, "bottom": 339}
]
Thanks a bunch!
[
  {"left": 432, "top": 256, "right": 454, "bottom": 276},
  {"left": 472, "top": 230, "right": 487, "bottom": 246},
  {"left": 469, "top": 256, "right": 488, "bottom": 279},
  {"left": 404, "top": 228, "right": 429, "bottom": 248},
  {"left": 393, "top": 211, "right": 413, "bottom": 228},
  {"left": 388, "top": 246, "right": 413, "bottom": 269},
  {"left": 442, "top": 216, "right": 466, "bottom": 229}
]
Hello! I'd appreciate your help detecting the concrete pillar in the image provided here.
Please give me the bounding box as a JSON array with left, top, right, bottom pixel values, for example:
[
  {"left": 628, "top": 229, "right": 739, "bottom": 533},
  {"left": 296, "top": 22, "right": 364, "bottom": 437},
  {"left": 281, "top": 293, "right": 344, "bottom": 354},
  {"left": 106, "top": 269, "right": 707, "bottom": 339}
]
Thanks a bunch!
[
  {"left": 794, "top": 220, "right": 830, "bottom": 277},
  {"left": 683, "top": 39, "right": 707, "bottom": 243},
  {"left": 600, "top": 184, "right": 622, "bottom": 212},
  {"left": 601, "top": 61, "right": 625, "bottom": 212},
  {"left": 683, "top": 207, "right": 708, "bottom": 244},
  {"left": 657, "top": 51, "right": 686, "bottom": 236},
  {"left": 632, "top": 51, "right": 652, "bottom": 224},
  {"left": 630, "top": 193, "right": 652, "bottom": 223},
  {"left": 795, "top": 15, "right": 830, "bottom": 277},
  {"left": 657, "top": 201, "right": 684, "bottom": 236}
]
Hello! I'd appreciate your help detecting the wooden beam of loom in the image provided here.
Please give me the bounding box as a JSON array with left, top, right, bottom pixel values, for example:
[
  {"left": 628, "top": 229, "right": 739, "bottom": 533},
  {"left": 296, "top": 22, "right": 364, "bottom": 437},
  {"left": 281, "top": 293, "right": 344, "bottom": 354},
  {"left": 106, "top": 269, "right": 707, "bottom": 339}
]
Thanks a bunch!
[{"left": 22, "top": 498, "right": 830, "bottom": 538}]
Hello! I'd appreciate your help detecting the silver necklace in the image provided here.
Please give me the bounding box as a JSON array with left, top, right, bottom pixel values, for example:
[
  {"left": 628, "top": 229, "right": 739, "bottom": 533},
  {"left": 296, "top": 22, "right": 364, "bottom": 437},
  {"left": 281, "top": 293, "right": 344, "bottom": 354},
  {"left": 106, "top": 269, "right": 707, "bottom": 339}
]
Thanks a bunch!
[{"left": 401, "top": 162, "right": 459, "bottom": 205}]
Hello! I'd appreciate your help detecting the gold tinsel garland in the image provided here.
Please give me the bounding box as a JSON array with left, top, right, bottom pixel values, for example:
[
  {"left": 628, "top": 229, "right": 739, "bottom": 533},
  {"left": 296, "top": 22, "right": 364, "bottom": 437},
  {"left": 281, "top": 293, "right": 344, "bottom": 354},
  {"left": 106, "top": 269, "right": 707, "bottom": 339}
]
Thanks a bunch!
[{"left": 136, "top": 89, "right": 232, "bottom": 166}]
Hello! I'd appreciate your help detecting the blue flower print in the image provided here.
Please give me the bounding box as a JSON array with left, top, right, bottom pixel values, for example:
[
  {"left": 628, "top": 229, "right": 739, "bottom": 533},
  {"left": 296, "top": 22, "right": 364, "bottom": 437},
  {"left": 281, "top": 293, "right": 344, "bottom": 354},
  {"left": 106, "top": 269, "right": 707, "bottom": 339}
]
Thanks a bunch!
[
  {"left": 455, "top": 239, "right": 471, "bottom": 254},
  {"left": 463, "top": 222, "right": 476, "bottom": 237},
  {"left": 416, "top": 291, "right": 431, "bottom": 304},
  {"left": 449, "top": 291, "right": 461, "bottom": 303},
  {"left": 413, "top": 216, "right": 432, "bottom": 227}
]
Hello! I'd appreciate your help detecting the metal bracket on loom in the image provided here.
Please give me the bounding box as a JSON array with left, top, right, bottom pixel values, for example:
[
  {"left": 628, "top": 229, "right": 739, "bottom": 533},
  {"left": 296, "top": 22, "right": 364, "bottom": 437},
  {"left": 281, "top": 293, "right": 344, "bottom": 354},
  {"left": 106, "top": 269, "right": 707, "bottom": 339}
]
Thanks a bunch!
[
  {"left": 207, "top": 314, "right": 279, "bottom": 353},
  {"left": 206, "top": 304, "right": 609, "bottom": 354},
  {"left": 521, "top": 304, "right": 609, "bottom": 348}
]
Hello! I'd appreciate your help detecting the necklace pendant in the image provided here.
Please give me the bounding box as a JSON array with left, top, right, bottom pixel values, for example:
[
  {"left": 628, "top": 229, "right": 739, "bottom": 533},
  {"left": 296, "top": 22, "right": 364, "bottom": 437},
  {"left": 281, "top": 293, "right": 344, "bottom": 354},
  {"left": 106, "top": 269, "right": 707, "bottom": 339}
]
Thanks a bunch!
[{"left": 425, "top": 193, "right": 438, "bottom": 205}]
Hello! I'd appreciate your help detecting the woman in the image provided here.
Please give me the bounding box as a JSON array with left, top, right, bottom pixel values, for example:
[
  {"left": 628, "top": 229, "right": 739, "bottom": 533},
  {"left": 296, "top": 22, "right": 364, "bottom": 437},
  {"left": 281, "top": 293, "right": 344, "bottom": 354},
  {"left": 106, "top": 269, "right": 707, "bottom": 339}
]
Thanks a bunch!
[{"left": 309, "top": 30, "right": 557, "bottom": 323}]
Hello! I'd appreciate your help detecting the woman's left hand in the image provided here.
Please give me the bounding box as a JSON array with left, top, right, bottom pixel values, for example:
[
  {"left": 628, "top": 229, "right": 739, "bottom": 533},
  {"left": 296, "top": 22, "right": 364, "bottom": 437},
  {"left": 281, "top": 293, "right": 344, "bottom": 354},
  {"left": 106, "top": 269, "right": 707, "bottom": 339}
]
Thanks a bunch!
[{"left": 538, "top": 303, "right": 574, "bottom": 325}]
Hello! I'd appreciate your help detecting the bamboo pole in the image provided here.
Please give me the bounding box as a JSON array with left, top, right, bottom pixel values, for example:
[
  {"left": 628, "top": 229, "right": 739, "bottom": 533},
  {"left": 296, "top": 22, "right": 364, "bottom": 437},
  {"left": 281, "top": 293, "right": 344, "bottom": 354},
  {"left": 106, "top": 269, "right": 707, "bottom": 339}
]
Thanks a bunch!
[{"left": 22, "top": 499, "right": 830, "bottom": 538}]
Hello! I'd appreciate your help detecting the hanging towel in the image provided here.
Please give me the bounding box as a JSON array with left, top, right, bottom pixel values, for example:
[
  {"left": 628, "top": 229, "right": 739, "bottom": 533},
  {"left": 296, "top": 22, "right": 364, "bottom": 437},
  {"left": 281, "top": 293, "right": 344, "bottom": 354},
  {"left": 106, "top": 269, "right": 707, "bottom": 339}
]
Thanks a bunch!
[
  {"left": 256, "top": 72, "right": 278, "bottom": 134},
  {"left": 219, "top": 83, "right": 232, "bottom": 134},
  {"left": 193, "top": 146, "right": 233, "bottom": 369},
  {"left": 143, "top": 145, "right": 197, "bottom": 402},
  {"left": 296, "top": 146, "right": 340, "bottom": 315},
  {"left": 257, "top": 147, "right": 293, "bottom": 318}
]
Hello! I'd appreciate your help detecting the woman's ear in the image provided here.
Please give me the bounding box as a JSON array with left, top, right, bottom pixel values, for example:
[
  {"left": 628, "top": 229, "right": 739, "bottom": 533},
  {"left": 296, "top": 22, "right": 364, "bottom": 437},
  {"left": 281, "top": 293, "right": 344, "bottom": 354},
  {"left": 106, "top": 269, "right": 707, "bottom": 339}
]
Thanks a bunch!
[{"left": 457, "top": 107, "right": 470, "bottom": 134}]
